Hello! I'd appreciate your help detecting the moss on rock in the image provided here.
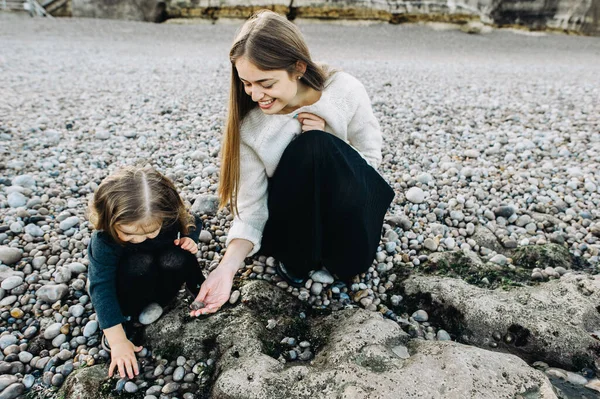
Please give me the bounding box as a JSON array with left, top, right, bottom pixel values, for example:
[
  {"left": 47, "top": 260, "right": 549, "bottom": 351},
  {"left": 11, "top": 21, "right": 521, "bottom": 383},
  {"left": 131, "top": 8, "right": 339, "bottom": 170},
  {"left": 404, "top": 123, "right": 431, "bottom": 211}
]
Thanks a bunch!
[{"left": 512, "top": 244, "right": 571, "bottom": 270}]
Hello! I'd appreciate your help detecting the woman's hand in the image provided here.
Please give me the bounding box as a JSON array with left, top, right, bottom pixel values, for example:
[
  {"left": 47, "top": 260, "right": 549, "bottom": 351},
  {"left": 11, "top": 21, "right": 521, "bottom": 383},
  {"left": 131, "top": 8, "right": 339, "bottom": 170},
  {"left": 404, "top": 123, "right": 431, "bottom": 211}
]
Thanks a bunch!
[
  {"left": 190, "top": 264, "right": 235, "bottom": 316},
  {"left": 190, "top": 238, "right": 253, "bottom": 317},
  {"left": 174, "top": 237, "right": 198, "bottom": 254},
  {"left": 296, "top": 112, "right": 326, "bottom": 132},
  {"left": 108, "top": 339, "right": 142, "bottom": 379}
]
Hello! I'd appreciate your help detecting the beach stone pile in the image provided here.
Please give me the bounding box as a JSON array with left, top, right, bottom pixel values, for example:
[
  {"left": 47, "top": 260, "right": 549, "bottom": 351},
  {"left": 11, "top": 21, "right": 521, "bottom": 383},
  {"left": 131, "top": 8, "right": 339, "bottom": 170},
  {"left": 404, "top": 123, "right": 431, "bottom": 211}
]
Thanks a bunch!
[{"left": 1, "top": 14, "right": 600, "bottom": 398}]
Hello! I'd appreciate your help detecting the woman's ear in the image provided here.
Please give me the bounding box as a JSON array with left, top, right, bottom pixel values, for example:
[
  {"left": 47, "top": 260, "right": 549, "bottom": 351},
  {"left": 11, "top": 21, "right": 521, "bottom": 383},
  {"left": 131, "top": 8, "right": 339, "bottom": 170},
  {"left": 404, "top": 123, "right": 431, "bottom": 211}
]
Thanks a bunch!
[{"left": 295, "top": 61, "right": 307, "bottom": 77}]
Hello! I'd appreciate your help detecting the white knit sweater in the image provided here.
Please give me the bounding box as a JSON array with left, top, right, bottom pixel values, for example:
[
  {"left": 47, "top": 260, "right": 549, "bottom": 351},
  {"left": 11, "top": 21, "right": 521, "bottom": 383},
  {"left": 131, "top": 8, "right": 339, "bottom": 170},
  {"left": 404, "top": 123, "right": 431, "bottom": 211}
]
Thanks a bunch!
[{"left": 225, "top": 71, "right": 383, "bottom": 256}]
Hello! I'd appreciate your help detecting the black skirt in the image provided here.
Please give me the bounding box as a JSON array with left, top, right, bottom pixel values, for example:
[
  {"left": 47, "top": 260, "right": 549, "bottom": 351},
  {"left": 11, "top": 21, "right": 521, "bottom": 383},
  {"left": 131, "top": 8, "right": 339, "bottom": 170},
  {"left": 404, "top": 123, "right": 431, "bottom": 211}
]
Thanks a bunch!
[{"left": 260, "top": 130, "right": 394, "bottom": 280}]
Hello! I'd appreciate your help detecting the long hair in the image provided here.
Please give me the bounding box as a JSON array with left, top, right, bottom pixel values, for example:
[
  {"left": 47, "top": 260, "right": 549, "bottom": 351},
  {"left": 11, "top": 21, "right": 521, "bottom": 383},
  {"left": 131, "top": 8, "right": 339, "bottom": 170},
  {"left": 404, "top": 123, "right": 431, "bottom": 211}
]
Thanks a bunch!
[
  {"left": 219, "top": 10, "right": 330, "bottom": 215},
  {"left": 88, "top": 166, "right": 193, "bottom": 245}
]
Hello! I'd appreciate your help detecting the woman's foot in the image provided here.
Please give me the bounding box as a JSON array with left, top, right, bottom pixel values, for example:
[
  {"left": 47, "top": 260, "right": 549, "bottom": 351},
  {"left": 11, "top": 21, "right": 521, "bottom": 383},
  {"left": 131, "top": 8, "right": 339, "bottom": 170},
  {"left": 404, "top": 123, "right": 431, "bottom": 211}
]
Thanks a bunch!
[{"left": 276, "top": 262, "right": 307, "bottom": 288}]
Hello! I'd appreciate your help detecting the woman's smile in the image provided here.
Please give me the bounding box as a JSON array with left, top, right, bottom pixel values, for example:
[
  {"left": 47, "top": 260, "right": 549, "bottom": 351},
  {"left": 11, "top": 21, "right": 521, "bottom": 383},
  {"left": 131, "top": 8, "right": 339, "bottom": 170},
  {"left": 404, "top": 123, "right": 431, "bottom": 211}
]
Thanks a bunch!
[{"left": 258, "top": 98, "right": 275, "bottom": 109}]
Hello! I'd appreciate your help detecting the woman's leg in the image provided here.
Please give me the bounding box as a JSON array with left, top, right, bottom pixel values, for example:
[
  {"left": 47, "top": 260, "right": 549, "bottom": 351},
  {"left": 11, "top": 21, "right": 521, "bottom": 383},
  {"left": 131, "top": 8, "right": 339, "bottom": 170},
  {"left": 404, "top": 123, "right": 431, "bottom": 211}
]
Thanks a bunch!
[
  {"left": 261, "top": 130, "right": 394, "bottom": 280},
  {"left": 116, "top": 251, "right": 159, "bottom": 317},
  {"left": 155, "top": 247, "right": 205, "bottom": 305}
]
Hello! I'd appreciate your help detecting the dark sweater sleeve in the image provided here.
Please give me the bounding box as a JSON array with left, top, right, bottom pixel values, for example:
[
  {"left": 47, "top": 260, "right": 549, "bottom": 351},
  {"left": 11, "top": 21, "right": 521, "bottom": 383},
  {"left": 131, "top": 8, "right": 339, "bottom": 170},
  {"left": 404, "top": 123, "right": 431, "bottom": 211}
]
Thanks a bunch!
[
  {"left": 184, "top": 214, "right": 203, "bottom": 244},
  {"left": 87, "top": 231, "right": 126, "bottom": 330}
]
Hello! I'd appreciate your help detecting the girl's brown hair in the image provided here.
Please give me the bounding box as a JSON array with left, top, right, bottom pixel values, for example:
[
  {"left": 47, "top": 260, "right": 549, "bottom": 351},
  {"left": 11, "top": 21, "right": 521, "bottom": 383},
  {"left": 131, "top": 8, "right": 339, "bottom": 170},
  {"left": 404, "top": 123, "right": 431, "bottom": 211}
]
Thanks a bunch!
[
  {"left": 88, "top": 166, "right": 193, "bottom": 244},
  {"left": 219, "top": 10, "right": 330, "bottom": 215}
]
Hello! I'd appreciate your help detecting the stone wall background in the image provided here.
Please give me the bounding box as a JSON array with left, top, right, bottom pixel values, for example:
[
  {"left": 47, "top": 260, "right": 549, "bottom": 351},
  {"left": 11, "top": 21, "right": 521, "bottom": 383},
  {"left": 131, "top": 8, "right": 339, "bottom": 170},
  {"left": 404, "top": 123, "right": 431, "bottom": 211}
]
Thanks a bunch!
[{"left": 65, "top": 0, "right": 600, "bottom": 35}]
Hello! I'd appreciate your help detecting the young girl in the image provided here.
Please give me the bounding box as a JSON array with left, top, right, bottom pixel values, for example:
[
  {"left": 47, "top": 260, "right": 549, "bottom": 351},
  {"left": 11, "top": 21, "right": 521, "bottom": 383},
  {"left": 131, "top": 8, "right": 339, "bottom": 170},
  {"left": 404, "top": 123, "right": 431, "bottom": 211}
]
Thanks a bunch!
[
  {"left": 87, "top": 166, "right": 205, "bottom": 379},
  {"left": 191, "top": 10, "right": 394, "bottom": 317}
]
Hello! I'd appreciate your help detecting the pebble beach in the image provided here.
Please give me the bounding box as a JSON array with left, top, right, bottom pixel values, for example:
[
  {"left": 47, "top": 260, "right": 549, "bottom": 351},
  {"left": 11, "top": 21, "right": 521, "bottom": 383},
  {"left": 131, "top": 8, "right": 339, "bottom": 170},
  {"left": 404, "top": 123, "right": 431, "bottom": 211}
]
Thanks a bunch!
[{"left": 1, "top": 13, "right": 600, "bottom": 398}]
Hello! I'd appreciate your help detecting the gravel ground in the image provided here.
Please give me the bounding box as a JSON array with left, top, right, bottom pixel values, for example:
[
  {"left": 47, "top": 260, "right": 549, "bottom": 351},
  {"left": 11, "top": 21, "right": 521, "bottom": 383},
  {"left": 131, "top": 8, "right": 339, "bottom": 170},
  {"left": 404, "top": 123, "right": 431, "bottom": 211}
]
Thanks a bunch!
[{"left": 1, "top": 13, "right": 600, "bottom": 398}]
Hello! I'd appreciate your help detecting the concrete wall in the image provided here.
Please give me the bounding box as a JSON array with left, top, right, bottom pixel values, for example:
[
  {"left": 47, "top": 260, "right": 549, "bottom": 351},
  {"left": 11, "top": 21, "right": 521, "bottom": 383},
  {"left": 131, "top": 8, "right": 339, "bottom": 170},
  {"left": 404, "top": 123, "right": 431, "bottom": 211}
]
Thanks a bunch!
[{"left": 68, "top": 0, "right": 600, "bottom": 35}]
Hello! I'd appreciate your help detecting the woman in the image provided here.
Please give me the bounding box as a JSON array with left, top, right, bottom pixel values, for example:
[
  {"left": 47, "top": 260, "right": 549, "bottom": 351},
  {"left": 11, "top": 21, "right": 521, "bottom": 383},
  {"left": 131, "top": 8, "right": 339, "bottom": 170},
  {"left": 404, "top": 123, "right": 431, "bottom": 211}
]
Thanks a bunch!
[{"left": 191, "top": 10, "right": 394, "bottom": 316}]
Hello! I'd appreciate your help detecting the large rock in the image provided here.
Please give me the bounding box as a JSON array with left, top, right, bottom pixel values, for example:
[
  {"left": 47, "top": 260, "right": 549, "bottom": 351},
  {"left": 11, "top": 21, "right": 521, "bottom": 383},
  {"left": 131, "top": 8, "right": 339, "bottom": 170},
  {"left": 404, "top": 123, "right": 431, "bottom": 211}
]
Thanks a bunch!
[
  {"left": 471, "top": 225, "right": 506, "bottom": 254},
  {"left": 67, "top": 0, "right": 598, "bottom": 34},
  {"left": 401, "top": 274, "right": 600, "bottom": 372},
  {"left": 418, "top": 250, "right": 531, "bottom": 289},
  {"left": 147, "top": 280, "right": 557, "bottom": 398},
  {"left": 57, "top": 365, "right": 108, "bottom": 399}
]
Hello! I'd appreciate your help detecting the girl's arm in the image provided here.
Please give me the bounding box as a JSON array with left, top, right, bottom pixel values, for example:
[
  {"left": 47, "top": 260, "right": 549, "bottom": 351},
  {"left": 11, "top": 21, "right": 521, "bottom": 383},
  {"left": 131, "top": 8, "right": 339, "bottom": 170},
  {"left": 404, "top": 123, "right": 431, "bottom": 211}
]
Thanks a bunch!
[
  {"left": 190, "top": 238, "right": 253, "bottom": 316},
  {"left": 104, "top": 324, "right": 142, "bottom": 378},
  {"left": 88, "top": 232, "right": 126, "bottom": 330}
]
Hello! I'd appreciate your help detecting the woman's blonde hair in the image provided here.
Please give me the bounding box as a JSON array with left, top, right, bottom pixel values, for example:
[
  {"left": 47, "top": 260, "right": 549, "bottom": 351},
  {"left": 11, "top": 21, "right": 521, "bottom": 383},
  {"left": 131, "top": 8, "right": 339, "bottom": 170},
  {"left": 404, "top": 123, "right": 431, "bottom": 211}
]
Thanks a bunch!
[
  {"left": 219, "top": 10, "right": 330, "bottom": 215},
  {"left": 88, "top": 166, "right": 193, "bottom": 244}
]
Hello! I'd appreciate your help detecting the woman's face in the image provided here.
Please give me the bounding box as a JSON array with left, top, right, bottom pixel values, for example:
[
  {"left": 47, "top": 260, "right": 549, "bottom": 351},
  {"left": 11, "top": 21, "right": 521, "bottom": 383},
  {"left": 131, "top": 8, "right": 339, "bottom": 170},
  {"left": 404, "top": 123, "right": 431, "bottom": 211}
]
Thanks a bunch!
[{"left": 235, "top": 56, "right": 303, "bottom": 115}]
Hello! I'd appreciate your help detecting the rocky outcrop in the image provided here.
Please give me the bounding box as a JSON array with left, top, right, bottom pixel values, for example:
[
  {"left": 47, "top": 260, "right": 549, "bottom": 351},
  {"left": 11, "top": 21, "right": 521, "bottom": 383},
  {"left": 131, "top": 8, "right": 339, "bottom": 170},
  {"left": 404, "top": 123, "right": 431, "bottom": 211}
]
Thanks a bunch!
[
  {"left": 401, "top": 274, "right": 600, "bottom": 372},
  {"left": 62, "top": 0, "right": 599, "bottom": 35},
  {"left": 142, "top": 280, "right": 558, "bottom": 398},
  {"left": 57, "top": 364, "right": 109, "bottom": 399}
]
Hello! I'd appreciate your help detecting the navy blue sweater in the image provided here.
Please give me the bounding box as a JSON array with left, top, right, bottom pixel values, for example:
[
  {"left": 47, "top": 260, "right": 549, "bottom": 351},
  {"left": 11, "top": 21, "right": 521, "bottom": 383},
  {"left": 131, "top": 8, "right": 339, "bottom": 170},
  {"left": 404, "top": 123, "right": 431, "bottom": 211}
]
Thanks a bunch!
[{"left": 87, "top": 217, "right": 201, "bottom": 330}]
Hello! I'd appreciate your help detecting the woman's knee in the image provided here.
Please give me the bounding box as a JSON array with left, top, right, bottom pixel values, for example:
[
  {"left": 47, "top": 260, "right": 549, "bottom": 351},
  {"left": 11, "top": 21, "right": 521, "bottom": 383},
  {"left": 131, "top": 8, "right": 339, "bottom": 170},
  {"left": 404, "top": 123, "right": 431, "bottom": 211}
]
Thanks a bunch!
[{"left": 290, "top": 130, "right": 335, "bottom": 153}]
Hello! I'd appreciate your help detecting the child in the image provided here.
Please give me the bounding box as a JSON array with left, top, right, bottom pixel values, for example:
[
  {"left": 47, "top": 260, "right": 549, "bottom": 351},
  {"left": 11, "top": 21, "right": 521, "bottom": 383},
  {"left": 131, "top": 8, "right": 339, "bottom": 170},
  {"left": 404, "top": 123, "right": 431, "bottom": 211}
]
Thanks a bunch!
[{"left": 87, "top": 166, "right": 205, "bottom": 379}]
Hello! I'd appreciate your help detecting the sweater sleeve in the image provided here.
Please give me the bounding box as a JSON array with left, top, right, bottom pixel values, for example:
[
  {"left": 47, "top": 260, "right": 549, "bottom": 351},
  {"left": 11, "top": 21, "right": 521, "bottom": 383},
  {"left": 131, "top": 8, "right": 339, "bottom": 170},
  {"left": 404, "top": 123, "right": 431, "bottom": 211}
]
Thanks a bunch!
[
  {"left": 346, "top": 80, "right": 383, "bottom": 169},
  {"left": 225, "top": 141, "right": 269, "bottom": 256},
  {"left": 87, "top": 231, "right": 126, "bottom": 330}
]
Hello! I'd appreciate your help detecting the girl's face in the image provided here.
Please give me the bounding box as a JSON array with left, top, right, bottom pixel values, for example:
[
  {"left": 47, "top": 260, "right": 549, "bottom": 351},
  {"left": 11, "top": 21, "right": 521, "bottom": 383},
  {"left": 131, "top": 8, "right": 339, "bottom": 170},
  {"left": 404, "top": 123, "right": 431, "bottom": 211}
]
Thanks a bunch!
[
  {"left": 235, "top": 56, "right": 304, "bottom": 115},
  {"left": 115, "top": 220, "right": 161, "bottom": 244}
]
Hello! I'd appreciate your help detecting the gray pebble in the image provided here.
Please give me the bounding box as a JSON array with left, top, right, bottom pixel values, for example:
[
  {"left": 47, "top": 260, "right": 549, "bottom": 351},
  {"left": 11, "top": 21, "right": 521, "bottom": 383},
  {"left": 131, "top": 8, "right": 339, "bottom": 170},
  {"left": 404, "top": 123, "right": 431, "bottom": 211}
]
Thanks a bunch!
[
  {"left": 125, "top": 381, "right": 139, "bottom": 393},
  {"left": 412, "top": 310, "right": 429, "bottom": 322},
  {"left": 139, "top": 303, "right": 163, "bottom": 325}
]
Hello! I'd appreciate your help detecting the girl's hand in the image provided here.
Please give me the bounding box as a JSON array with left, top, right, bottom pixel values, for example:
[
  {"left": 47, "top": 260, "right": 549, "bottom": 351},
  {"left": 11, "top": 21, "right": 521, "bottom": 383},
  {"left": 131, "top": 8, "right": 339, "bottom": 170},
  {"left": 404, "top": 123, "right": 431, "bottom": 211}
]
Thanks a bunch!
[
  {"left": 108, "top": 339, "right": 142, "bottom": 379},
  {"left": 174, "top": 237, "right": 198, "bottom": 254},
  {"left": 190, "top": 263, "right": 235, "bottom": 317},
  {"left": 296, "top": 112, "right": 326, "bottom": 132}
]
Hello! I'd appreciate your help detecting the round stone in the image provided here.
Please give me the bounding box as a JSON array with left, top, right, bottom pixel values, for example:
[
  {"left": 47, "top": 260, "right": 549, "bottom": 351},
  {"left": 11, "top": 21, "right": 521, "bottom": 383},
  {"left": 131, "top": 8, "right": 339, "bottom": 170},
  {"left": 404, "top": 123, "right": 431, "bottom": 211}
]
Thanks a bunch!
[
  {"left": 0, "top": 335, "right": 18, "bottom": 350},
  {"left": 406, "top": 187, "right": 425, "bottom": 204},
  {"left": 44, "top": 323, "right": 63, "bottom": 340},
  {"left": 0, "top": 247, "right": 22, "bottom": 266},
  {"left": 1, "top": 276, "right": 23, "bottom": 291},
  {"left": 139, "top": 303, "right": 163, "bottom": 325},
  {"left": 412, "top": 310, "right": 429, "bottom": 322},
  {"left": 7, "top": 192, "right": 27, "bottom": 208},
  {"left": 490, "top": 254, "right": 508, "bottom": 266},
  {"left": 9, "top": 308, "right": 24, "bottom": 319},
  {"left": 124, "top": 381, "right": 139, "bottom": 393},
  {"left": 424, "top": 238, "right": 438, "bottom": 251},
  {"left": 13, "top": 175, "right": 36, "bottom": 187},
  {"left": 310, "top": 270, "right": 334, "bottom": 284},
  {"left": 173, "top": 366, "right": 185, "bottom": 382},
  {"left": 59, "top": 216, "right": 80, "bottom": 231},
  {"left": 24, "top": 224, "right": 44, "bottom": 237},
  {"left": 36, "top": 284, "right": 69, "bottom": 303},
  {"left": 229, "top": 290, "right": 240, "bottom": 304},
  {"left": 0, "top": 382, "right": 25, "bottom": 398},
  {"left": 83, "top": 320, "right": 99, "bottom": 337},
  {"left": 70, "top": 304, "right": 85, "bottom": 317}
]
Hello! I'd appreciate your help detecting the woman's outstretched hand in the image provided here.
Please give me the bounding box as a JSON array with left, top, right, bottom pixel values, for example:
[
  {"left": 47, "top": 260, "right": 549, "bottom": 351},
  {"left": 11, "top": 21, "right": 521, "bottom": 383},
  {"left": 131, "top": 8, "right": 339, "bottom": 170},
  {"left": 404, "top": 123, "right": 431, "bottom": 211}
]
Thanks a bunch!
[
  {"left": 296, "top": 112, "right": 326, "bottom": 132},
  {"left": 190, "top": 263, "right": 235, "bottom": 316},
  {"left": 190, "top": 238, "right": 252, "bottom": 316}
]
